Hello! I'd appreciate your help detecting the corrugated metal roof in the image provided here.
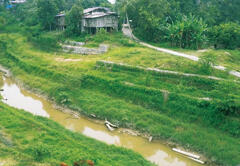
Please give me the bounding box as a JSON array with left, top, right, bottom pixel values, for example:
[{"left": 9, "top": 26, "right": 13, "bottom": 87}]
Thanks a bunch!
[
  {"left": 55, "top": 7, "right": 117, "bottom": 18},
  {"left": 84, "top": 12, "right": 116, "bottom": 19},
  {"left": 56, "top": 13, "right": 65, "bottom": 17},
  {"left": 83, "top": 7, "right": 110, "bottom": 14}
]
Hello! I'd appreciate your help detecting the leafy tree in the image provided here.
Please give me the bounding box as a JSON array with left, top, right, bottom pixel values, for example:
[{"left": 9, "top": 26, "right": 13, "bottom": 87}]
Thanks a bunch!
[
  {"left": 165, "top": 14, "right": 208, "bottom": 49},
  {"left": 216, "top": 0, "right": 240, "bottom": 24},
  {"left": 209, "top": 22, "right": 240, "bottom": 49},
  {"left": 123, "top": 0, "right": 170, "bottom": 41},
  {"left": 37, "top": 0, "right": 58, "bottom": 30},
  {"left": 65, "top": 4, "right": 83, "bottom": 36}
]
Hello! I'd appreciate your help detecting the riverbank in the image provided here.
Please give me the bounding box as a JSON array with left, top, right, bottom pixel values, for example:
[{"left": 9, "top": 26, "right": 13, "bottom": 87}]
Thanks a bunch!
[
  {"left": 0, "top": 74, "right": 204, "bottom": 166},
  {"left": 0, "top": 101, "right": 154, "bottom": 166},
  {"left": 0, "top": 32, "right": 240, "bottom": 166}
]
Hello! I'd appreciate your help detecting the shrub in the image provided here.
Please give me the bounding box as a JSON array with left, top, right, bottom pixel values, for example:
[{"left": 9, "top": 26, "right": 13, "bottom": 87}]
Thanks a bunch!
[
  {"left": 93, "top": 28, "right": 109, "bottom": 43},
  {"left": 216, "top": 99, "right": 240, "bottom": 117},
  {"left": 28, "top": 143, "right": 51, "bottom": 161},
  {"left": 165, "top": 14, "right": 208, "bottom": 49},
  {"left": 24, "top": 26, "right": 60, "bottom": 51},
  {"left": 209, "top": 22, "right": 240, "bottom": 49},
  {"left": 198, "top": 54, "right": 216, "bottom": 74}
]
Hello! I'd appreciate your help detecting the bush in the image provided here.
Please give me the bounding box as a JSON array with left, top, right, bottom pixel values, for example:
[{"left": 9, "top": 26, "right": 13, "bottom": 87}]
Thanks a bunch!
[
  {"left": 165, "top": 14, "right": 208, "bottom": 49},
  {"left": 24, "top": 26, "right": 60, "bottom": 51},
  {"left": 216, "top": 99, "right": 240, "bottom": 117},
  {"left": 209, "top": 22, "right": 240, "bottom": 49},
  {"left": 198, "top": 54, "right": 216, "bottom": 74},
  {"left": 28, "top": 143, "right": 51, "bottom": 161},
  {"left": 93, "top": 28, "right": 109, "bottom": 42}
]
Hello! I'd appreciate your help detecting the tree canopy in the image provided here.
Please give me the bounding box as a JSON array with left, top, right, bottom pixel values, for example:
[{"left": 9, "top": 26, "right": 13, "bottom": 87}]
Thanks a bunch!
[
  {"left": 65, "top": 4, "right": 83, "bottom": 36},
  {"left": 115, "top": 0, "right": 240, "bottom": 49},
  {"left": 37, "top": 0, "right": 58, "bottom": 30}
]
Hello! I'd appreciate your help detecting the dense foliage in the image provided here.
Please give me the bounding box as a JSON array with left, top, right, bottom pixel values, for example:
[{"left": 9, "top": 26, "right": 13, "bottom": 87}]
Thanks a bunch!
[
  {"left": 0, "top": 0, "right": 110, "bottom": 31},
  {"left": 165, "top": 14, "right": 207, "bottom": 49},
  {"left": 209, "top": 22, "right": 240, "bottom": 49},
  {"left": 37, "top": 0, "right": 58, "bottom": 30},
  {"left": 116, "top": 0, "right": 240, "bottom": 49},
  {"left": 65, "top": 4, "right": 83, "bottom": 36}
]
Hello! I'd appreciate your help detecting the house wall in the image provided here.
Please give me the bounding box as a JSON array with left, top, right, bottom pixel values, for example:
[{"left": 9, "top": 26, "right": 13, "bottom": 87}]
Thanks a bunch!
[
  {"left": 56, "top": 16, "right": 66, "bottom": 30},
  {"left": 84, "top": 15, "right": 118, "bottom": 29},
  {"left": 58, "top": 17, "right": 65, "bottom": 26}
]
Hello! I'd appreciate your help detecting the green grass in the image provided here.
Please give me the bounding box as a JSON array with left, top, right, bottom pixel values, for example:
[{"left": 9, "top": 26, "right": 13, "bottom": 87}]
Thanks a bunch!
[
  {"left": 0, "top": 102, "right": 153, "bottom": 166},
  {"left": 150, "top": 42, "right": 240, "bottom": 73},
  {"left": 0, "top": 32, "right": 240, "bottom": 166}
]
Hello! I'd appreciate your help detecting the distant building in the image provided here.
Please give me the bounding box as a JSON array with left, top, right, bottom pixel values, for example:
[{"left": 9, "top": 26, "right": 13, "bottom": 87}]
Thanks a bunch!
[
  {"left": 10, "top": 0, "right": 26, "bottom": 4},
  {"left": 56, "top": 7, "right": 118, "bottom": 33}
]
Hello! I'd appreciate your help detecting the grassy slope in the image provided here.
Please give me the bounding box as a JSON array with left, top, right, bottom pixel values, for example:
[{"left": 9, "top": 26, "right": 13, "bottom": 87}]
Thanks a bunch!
[
  {"left": 150, "top": 42, "right": 240, "bottom": 72},
  {"left": 0, "top": 102, "right": 153, "bottom": 166},
  {"left": 0, "top": 32, "right": 240, "bottom": 166}
]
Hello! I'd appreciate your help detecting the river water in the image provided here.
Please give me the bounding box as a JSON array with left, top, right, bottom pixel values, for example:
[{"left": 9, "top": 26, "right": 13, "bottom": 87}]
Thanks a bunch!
[{"left": 0, "top": 75, "right": 203, "bottom": 166}]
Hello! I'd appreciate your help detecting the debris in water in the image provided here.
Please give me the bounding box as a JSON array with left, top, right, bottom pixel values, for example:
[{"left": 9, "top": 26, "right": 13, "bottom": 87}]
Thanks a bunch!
[
  {"left": 105, "top": 120, "right": 118, "bottom": 128},
  {"left": 172, "top": 148, "right": 200, "bottom": 159},
  {"left": 68, "top": 113, "right": 79, "bottom": 119},
  {"left": 188, "top": 157, "right": 205, "bottom": 164},
  {"left": 90, "top": 114, "right": 96, "bottom": 118},
  {"left": 149, "top": 136, "right": 153, "bottom": 142},
  {"left": 105, "top": 123, "right": 114, "bottom": 131},
  {"left": 121, "top": 129, "right": 138, "bottom": 136}
]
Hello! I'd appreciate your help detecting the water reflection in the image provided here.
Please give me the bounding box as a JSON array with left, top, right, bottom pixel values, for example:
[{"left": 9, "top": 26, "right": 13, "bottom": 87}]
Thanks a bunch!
[
  {"left": 1, "top": 77, "right": 49, "bottom": 117},
  {"left": 83, "top": 127, "right": 121, "bottom": 145},
  {"left": 148, "top": 150, "right": 186, "bottom": 166}
]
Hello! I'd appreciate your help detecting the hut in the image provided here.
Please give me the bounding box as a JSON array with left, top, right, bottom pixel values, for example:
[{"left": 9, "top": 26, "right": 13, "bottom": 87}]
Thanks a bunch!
[{"left": 56, "top": 7, "right": 118, "bottom": 33}]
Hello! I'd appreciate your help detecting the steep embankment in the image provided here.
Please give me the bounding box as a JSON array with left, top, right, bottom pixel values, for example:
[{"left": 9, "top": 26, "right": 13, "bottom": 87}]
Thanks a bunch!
[
  {"left": 0, "top": 32, "right": 240, "bottom": 166},
  {"left": 0, "top": 101, "right": 153, "bottom": 166}
]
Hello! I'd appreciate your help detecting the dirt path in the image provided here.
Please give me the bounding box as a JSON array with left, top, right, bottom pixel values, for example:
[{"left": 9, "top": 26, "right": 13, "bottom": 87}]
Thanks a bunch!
[{"left": 122, "top": 24, "right": 240, "bottom": 78}]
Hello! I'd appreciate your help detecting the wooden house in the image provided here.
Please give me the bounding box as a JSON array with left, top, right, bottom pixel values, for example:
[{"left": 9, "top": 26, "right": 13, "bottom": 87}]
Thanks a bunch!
[
  {"left": 82, "top": 7, "right": 118, "bottom": 33},
  {"left": 56, "top": 7, "right": 118, "bottom": 33}
]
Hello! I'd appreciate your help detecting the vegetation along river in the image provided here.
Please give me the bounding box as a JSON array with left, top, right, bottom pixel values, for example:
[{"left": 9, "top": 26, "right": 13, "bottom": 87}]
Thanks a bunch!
[{"left": 0, "top": 75, "right": 203, "bottom": 166}]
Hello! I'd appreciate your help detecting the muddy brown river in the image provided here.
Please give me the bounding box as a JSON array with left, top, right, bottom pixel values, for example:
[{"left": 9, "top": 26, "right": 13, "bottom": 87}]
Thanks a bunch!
[{"left": 0, "top": 75, "right": 204, "bottom": 166}]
